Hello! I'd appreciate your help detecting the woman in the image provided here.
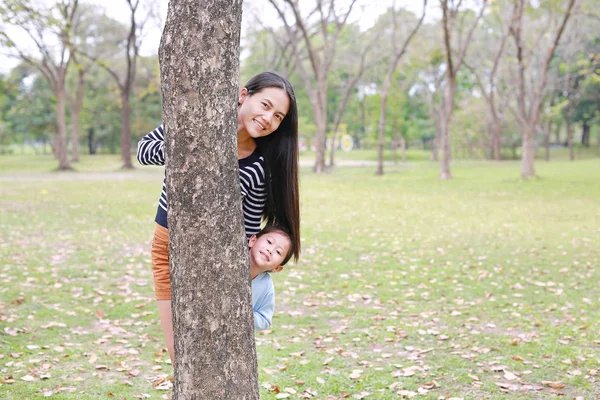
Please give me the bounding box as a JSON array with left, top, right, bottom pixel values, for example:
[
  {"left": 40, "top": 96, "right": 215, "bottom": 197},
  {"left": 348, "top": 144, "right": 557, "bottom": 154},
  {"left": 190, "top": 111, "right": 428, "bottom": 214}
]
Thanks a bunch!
[{"left": 137, "top": 71, "right": 300, "bottom": 362}]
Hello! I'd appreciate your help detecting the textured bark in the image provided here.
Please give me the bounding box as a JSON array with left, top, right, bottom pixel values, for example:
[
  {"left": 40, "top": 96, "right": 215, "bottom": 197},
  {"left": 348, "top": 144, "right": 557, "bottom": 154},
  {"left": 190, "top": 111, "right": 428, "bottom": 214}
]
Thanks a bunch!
[{"left": 159, "top": 0, "right": 258, "bottom": 398}]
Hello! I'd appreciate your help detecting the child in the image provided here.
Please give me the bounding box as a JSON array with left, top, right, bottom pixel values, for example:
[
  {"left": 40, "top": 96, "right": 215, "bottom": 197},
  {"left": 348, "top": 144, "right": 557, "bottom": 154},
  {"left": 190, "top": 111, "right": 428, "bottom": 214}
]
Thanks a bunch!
[{"left": 250, "top": 225, "right": 294, "bottom": 331}]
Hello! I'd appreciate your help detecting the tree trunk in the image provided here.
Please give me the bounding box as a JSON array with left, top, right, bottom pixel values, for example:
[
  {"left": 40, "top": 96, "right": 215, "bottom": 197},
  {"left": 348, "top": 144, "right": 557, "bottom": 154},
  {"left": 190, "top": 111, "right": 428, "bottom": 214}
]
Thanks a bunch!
[
  {"left": 55, "top": 88, "right": 72, "bottom": 170},
  {"left": 329, "top": 128, "right": 337, "bottom": 167},
  {"left": 313, "top": 78, "right": 328, "bottom": 173},
  {"left": 121, "top": 92, "right": 134, "bottom": 169},
  {"left": 376, "top": 89, "right": 388, "bottom": 176},
  {"left": 71, "top": 111, "right": 80, "bottom": 162},
  {"left": 521, "top": 121, "right": 535, "bottom": 178},
  {"left": 70, "top": 68, "right": 85, "bottom": 162},
  {"left": 159, "top": 1, "right": 258, "bottom": 398},
  {"left": 440, "top": 84, "right": 454, "bottom": 180},
  {"left": 88, "top": 128, "right": 96, "bottom": 155},
  {"left": 581, "top": 122, "right": 590, "bottom": 147},
  {"left": 566, "top": 108, "right": 574, "bottom": 161},
  {"left": 492, "top": 118, "right": 502, "bottom": 161},
  {"left": 554, "top": 121, "right": 561, "bottom": 144}
]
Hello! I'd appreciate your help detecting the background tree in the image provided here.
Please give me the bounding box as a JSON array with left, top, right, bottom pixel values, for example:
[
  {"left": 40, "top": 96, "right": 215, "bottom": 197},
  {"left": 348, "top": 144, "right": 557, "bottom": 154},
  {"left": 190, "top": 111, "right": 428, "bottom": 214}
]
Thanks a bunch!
[
  {"left": 267, "top": 0, "right": 358, "bottom": 173},
  {"left": 160, "top": 0, "right": 259, "bottom": 398},
  {"left": 509, "top": 0, "right": 576, "bottom": 178},
  {"left": 0, "top": 0, "right": 79, "bottom": 169},
  {"left": 439, "top": 0, "right": 487, "bottom": 179},
  {"left": 375, "top": 1, "right": 426, "bottom": 175}
]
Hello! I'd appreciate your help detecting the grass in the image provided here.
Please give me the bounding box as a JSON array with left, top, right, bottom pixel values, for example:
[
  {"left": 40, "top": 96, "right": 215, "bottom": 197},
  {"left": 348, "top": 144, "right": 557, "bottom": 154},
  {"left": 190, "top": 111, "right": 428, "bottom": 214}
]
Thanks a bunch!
[{"left": 1, "top": 154, "right": 599, "bottom": 399}]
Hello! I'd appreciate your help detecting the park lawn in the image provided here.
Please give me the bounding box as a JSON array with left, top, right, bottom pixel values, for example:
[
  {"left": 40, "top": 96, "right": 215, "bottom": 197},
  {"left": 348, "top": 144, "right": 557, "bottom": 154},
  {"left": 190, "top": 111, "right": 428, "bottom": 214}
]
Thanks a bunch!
[{"left": 0, "top": 156, "right": 599, "bottom": 399}]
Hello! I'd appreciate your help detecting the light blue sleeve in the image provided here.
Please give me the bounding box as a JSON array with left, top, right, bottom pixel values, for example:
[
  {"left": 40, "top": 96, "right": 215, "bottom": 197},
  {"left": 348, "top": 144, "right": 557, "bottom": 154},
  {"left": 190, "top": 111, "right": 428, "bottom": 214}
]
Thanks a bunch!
[{"left": 253, "top": 278, "right": 275, "bottom": 331}]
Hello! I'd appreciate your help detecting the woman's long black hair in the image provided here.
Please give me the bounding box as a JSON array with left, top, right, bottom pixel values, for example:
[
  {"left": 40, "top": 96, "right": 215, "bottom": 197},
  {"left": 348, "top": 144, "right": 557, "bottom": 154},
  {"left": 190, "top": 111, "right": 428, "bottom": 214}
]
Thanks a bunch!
[{"left": 244, "top": 71, "right": 300, "bottom": 261}]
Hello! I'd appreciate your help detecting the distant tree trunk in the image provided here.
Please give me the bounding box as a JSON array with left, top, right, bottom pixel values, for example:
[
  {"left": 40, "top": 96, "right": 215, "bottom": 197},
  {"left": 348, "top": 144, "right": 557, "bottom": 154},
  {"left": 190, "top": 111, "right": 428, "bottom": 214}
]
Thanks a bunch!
[
  {"left": 68, "top": 67, "right": 86, "bottom": 162},
  {"left": 55, "top": 86, "right": 71, "bottom": 170},
  {"left": 440, "top": 82, "right": 455, "bottom": 180},
  {"left": 492, "top": 119, "right": 502, "bottom": 160},
  {"left": 581, "top": 122, "right": 590, "bottom": 147},
  {"left": 554, "top": 121, "right": 561, "bottom": 144},
  {"left": 159, "top": 0, "right": 258, "bottom": 398},
  {"left": 566, "top": 107, "right": 574, "bottom": 161},
  {"left": 88, "top": 128, "right": 96, "bottom": 155},
  {"left": 377, "top": 88, "right": 387, "bottom": 176},
  {"left": 521, "top": 121, "right": 536, "bottom": 176}
]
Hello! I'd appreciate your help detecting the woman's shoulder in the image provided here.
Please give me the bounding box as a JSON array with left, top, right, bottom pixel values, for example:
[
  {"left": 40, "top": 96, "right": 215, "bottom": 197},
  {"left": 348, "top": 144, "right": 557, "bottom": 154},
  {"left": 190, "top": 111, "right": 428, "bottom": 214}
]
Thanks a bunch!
[{"left": 239, "top": 148, "right": 265, "bottom": 177}]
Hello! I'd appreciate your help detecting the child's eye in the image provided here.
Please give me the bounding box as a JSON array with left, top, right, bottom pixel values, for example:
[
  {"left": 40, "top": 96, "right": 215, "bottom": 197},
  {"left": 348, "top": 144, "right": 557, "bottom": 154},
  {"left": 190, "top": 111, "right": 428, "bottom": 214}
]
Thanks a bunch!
[
  {"left": 277, "top": 250, "right": 282, "bottom": 256},
  {"left": 267, "top": 239, "right": 272, "bottom": 244},
  {"left": 262, "top": 102, "right": 268, "bottom": 108}
]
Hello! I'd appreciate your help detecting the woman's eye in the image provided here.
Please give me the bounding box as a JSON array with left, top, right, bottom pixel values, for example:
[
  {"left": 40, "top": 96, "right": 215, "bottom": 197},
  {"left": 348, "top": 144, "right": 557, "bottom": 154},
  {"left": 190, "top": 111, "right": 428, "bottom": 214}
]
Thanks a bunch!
[
  {"left": 262, "top": 102, "right": 268, "bottom": 108},
  {"left": 276, "top": 115, "right": 282, "bottom": 121}
]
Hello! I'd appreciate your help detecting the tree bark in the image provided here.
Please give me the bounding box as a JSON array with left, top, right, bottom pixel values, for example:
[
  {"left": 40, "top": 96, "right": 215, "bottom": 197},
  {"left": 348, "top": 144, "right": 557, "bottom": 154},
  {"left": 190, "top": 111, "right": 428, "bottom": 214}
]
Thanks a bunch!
[{"left": 159, "top": 0, "right": 258, "bottom": 398}]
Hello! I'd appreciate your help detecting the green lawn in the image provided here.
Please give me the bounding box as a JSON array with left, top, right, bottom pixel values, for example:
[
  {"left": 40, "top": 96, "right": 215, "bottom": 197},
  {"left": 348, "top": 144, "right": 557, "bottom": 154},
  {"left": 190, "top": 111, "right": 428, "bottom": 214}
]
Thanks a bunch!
[{"left": 1, "top": 155, "right": 599, "bottom": 399}]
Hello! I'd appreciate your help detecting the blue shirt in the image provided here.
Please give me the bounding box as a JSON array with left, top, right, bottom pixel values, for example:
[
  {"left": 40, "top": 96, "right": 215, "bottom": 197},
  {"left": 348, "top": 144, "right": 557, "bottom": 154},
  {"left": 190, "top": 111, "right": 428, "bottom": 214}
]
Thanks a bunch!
[{"left": 252, "top": 272, "right": 275, "bottom": 331}]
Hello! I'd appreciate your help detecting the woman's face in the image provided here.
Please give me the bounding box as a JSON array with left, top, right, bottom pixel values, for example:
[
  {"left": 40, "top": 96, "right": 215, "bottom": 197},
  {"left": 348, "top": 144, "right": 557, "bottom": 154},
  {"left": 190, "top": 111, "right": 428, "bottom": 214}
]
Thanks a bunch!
[{"left": 237, "top": 87, "right": 290, "bottom": 139}]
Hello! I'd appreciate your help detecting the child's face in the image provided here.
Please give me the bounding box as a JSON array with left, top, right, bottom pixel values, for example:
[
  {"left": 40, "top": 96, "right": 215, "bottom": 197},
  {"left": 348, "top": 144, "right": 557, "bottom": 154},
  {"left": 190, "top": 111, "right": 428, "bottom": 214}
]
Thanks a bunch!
[{"left": 248, "top": 231, "right": 291, "bottom": 274}]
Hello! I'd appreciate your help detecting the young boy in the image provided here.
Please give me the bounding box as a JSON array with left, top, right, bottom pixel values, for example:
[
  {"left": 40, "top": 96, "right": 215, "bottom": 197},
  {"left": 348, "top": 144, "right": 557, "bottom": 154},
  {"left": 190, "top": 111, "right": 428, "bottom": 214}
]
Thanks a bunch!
[{"left": 249, "top": 225, "right": 294, "bottom": 331}]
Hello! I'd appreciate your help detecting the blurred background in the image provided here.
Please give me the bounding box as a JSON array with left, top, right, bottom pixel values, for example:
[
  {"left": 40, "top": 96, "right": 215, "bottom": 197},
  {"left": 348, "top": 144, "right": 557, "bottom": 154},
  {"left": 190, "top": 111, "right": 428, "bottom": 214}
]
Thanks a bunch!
[{"left": 0, "top": 0, "right": 598, "bottom": 177}]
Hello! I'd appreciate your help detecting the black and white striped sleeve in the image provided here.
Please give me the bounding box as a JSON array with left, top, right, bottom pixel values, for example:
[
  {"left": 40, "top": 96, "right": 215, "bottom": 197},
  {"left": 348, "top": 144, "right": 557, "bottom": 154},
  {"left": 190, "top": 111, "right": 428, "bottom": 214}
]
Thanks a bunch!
[
  {"left": 240, "top": 159, "right": 267, "bottom": 238},
  {"left": 137, "top": 124, "right": 165, "bottom": 166}
]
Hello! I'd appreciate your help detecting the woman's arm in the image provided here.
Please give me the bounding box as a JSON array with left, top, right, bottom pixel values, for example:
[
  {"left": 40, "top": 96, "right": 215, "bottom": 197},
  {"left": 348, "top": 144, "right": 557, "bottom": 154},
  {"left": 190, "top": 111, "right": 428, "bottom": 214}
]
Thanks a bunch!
[{"left": 137, "top": 124, "right": 165, "bottom": 166}]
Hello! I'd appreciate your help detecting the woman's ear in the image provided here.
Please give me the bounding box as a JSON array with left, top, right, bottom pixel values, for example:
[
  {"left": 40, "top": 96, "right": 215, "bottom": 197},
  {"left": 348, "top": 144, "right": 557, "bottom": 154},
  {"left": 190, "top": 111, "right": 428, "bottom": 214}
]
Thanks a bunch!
[{"left": 238, "top": 87, "right": 248, "bottom": 106}]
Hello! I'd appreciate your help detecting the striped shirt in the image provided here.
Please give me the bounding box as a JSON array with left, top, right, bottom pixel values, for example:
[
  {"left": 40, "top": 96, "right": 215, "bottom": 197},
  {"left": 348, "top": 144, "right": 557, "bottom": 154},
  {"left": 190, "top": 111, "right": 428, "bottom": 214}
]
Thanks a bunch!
[{"left": 137, "top": 124, "right": 267, "bottom": 239}]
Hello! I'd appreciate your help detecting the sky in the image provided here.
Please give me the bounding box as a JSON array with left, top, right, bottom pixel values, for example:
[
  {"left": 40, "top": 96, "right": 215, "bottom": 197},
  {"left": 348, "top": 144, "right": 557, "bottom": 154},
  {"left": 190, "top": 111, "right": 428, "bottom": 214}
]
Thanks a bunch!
[{"left": 0, "top": 0, "right": 442, "bottom": 74}]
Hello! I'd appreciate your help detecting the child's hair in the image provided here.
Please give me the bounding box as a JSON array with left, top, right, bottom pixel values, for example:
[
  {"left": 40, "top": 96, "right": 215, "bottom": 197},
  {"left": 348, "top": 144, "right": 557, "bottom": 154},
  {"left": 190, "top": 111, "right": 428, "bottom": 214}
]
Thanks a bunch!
[
  {"left": 245, "top": 71, "right": 300, "bottom": 262},
  {"left": 256, "top": 224, "right": 295, "bottom": 266}
]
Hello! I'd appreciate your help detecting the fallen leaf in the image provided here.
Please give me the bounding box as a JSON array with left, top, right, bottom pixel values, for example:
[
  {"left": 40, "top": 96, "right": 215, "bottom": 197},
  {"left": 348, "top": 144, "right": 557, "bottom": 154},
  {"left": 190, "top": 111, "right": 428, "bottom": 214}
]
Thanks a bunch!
[{"left": 542, "top": 380, "right": 565, "bottom": 389}]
